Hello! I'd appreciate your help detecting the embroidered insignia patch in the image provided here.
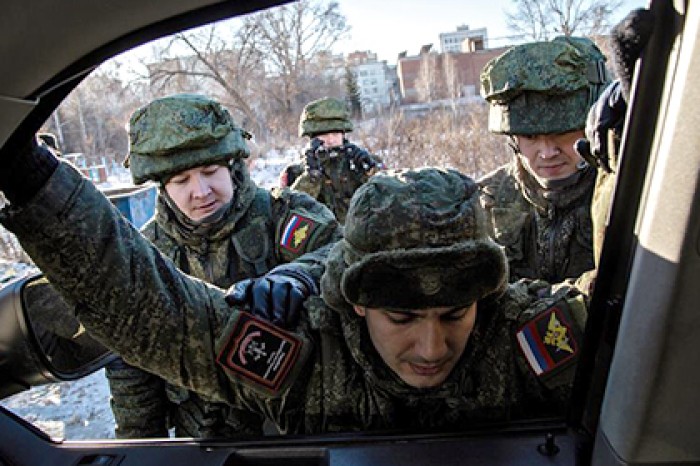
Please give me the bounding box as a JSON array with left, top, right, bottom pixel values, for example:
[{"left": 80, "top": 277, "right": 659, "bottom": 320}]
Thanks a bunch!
[
  {"left": 217, "top": 312, "right": 302, "bottom": 394},
  {"left": 516, "top": 302, "right": 579, "bottom": 378},
  {"left": 280, "top": 214, "right": 316, "bottom": 253}
]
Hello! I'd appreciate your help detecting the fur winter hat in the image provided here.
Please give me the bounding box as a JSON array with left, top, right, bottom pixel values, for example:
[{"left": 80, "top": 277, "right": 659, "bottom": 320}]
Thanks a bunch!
[{"left": 335, "top": 167, "right": 508, "bottom": 310}]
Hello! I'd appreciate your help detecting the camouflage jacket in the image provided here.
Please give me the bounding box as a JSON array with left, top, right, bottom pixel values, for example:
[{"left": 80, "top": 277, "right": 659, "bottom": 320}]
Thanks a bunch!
[
  {"left": 291, "top": 141, "right": 378, "bottom": 223},
  {"left": 105, "top": 163, "right": 341, "bottom": 439},
  {"left": 479, "top": 160, "right": 596, "bottom": 283},
  {"left": 2, "top": 162, "right": 587, "bottom": 435}
]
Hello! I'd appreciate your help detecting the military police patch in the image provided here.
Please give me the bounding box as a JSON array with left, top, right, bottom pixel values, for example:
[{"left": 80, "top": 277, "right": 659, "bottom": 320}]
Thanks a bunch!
[
  {"left": 516, "top": 300, "right": 580, "bottom": 379},
  {"left": 280, "top": 213, "right": 316, "bottom": 253},
  {"left": 217, "top": 312, "right": 302, "bottom": 394}
]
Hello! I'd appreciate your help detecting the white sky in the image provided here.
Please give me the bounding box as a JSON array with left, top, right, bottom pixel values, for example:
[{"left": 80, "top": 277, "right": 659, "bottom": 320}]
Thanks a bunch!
[
  {"left": 334, "top": 0, "right": 650, "bottom": 64},
  {"left": 110, "top": 0, "right": 650, "bottom": 80}
]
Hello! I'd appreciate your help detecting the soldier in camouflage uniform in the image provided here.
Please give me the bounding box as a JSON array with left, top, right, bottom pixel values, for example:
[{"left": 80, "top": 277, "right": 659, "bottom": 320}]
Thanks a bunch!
[
  {"left": 478, "top": 37, "right": 610, "bottom": 283},
  {"left": 105, "top": 94, "right": 341, "bottom": 438},
  {"left": 291, "top": 97, "right": 382, "bottom": 223},
  {"left": 1, "top": 140, "right": 588, "bottom": 432}
]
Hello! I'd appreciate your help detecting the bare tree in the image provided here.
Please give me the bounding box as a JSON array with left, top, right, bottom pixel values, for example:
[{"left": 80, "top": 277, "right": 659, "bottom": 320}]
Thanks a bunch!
[
  {"left": 356, "top": 102, "right": 509, "bottom": 179},
  {"left": 416, "top": 52, "right": 439, "bottom": 103},
  {"left": 240, "top": 0, "right": 350, "bottom": 131},
  {"left": 125, "top": 1, "right": 348, "bottom": 142},
  {"left": 506, "top": 0, "right": 624, "bottom": 41},
  {"left": 140, "top": 23, "right": 268, "bottom": 136},
  {"left": 442, "top": 54, "right": 462, "bottom": 103},
  {"left": 42, "top": 66, "right": 141, "bottom": 162}
]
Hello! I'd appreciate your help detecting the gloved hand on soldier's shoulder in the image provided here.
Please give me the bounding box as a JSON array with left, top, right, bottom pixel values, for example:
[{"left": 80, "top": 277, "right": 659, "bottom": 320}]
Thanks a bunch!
[{"left": 225, "top": 264, "right": 319, "bottom": 328}]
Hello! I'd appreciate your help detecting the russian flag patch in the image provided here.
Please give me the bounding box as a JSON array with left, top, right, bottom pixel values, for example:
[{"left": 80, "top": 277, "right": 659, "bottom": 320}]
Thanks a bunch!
[
  {"left": 516, "top": 301, "right": 580, "bottom": 378},
  {"left": 280, "top": 214, "right": 316, "bottom": 253}
]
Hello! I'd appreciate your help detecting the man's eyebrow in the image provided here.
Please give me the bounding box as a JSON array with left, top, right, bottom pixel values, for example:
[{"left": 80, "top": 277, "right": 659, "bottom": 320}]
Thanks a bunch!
[
  {"left": 442, "top": 306, "right": 467, "bottom": 315},
  {"left": 386, "top": 306, "right": 466, "bottom": 316}
]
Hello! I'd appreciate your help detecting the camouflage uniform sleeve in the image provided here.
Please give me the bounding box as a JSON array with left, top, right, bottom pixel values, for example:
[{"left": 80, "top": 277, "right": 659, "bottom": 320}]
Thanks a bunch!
[
  {"left": 105, "top": 357, "right": 169, "bottom": 438},
  {"left": 100, "top": 218, "right": 173, "bottom": 439},
  {"left": 290, "top": 170, "right": 322, "bottom": 199},
  {"left": 270, "top": 187, "right": 342, "bottom": 281},
  {"left": 0, "top": 162, "right": 313, "bottom": 417},
  {"left": 478, "top": 167, "right": 507, "bottom": 238},
  {"left": 504, "top": 279, "right": 587, "bottom": 404}
]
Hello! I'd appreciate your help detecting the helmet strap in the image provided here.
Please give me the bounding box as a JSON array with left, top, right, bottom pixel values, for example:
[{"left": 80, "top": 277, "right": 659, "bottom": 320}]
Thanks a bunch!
[{"left": 507, "top": 135, "right": 520, "bottom": 154}]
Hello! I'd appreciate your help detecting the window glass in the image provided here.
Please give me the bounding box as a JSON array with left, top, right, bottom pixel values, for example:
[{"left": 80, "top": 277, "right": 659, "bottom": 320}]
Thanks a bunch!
[{"left": 0, "top": 0, "right": 645, "bottom": 441}]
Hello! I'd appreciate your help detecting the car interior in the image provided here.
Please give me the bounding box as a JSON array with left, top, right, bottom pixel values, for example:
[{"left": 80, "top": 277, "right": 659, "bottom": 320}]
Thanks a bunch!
[{"left": 1, "top": 0, "right": 699, "bottom": 465}]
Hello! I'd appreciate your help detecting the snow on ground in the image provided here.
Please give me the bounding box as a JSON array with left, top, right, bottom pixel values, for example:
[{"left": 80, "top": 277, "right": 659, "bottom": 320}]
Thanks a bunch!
[
  {"left": 1, "top": 369, "right": 116, "bottom": 440},
  {"left": 249, "top": 148, "right": 298, "bottom": 189},
  {"left": 0, "top": 149, "right": 295, "bottom": 440}
]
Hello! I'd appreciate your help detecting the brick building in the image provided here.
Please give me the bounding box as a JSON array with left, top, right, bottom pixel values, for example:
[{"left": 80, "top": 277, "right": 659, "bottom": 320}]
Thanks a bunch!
[{"left": 396, "top": 44, "right": 508, "bottom": 104}]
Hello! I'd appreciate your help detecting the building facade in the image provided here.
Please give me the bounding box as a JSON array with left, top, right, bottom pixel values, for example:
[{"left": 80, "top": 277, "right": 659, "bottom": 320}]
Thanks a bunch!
[
  {"left": 439, "top": 25, "right": 488, "bottom": 53},
  {"left": 346, "top": 51, "right": 398, "bottom": 115},
  {"left": 396, "top": 44, "right": 508, "bottom": 105}
]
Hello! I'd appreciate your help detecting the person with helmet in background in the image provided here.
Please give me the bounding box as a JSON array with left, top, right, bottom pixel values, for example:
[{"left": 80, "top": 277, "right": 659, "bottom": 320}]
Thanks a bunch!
[
  {"left": 105, "top": 94, "right": 341, "bottom": 439},
  {"left": 0, "top": 129, "right": 589, "bottom": 432},
  {"left": 478, "top": 37, "right": 610, "bottom": 283},
  {"left": 289, "top": 96, "right": 382, "bottom": 223}
]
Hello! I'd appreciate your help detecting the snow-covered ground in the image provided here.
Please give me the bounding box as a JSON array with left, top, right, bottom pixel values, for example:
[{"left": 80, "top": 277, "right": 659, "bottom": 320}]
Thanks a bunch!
[
  {"left": 249, "top": 148, "right": 298, "bottom": 189},
  {"left": 0, "top": 149, "right": 295, "bottom": 440},
  {"left": 1, "top": 369, "right": 116, "bottom": 440}
]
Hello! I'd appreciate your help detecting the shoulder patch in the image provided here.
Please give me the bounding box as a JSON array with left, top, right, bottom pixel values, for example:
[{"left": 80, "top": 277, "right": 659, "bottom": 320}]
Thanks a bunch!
[
  {"left": 516, "top": 300, "right": 581, "bottom": 380},
  {"left": 280, "top": 213, "right": 316, "bottom": 253},
  {"left": 217, "top": 312, "right": 302, "bottom": 394}
]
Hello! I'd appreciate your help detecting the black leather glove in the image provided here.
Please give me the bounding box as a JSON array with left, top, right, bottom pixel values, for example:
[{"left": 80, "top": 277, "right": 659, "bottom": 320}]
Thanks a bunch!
[
  {"left": 0, "top": 134, "right": 59, "bottom": 206},
  {"left": 225, "top": 264, "right": 319, "bottom": 328},
  {"left": 574, "top": 80, "right": 627, "bottom": 173},
  {"left": 304, "top": 138, "right": 325, "bottom": 182},
  {"left": 343, "top": 143, "right": 378, "bottom": 173}
]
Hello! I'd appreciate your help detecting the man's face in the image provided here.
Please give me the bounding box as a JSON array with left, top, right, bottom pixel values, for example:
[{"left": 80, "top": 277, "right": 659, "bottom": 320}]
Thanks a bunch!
[
  {"left": 315, "top": 131, "right": 344, "bottom": 148},
  {"left": 515, "top": 130, "right": 585, "bottom": 182},
  {"left": 164, "top": 164, "right": 234, "bottom": 221},
  {"left": 353, "top": 303, "right": 478, "bottom": 388}
]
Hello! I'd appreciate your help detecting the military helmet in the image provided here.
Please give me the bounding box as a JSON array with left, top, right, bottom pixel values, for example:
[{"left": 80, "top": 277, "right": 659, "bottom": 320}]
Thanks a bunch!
[
  {"left": 125, "top": 94, "right": 250, "bottom": 185},
  {"left": 335, "top": 167, "right": 508, "bottom": 310},
  {"left": 480, "top": 36, "right": 609, "bottom": 135},
  {"left": 299, "top": 97, "right": 354, "bottom": 138}
]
